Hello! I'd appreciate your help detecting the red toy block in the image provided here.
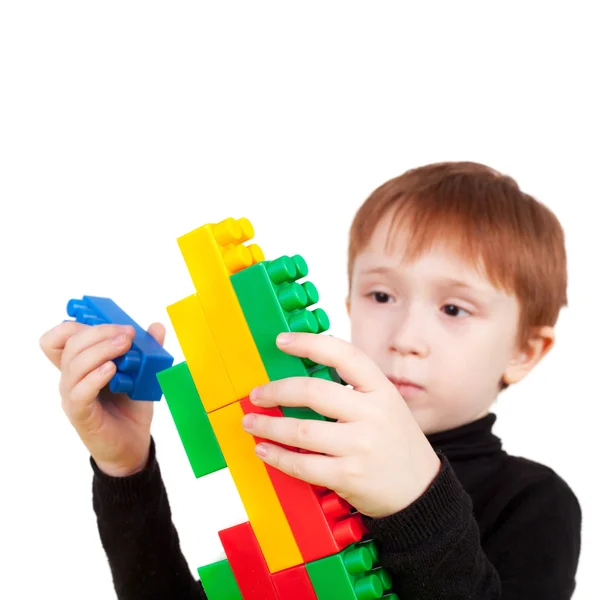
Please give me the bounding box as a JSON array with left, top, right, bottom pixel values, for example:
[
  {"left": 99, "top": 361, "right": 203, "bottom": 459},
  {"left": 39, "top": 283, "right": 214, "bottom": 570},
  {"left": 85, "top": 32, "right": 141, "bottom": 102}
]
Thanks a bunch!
[
  {"left": 241, "top": 398, "right": 366, "bottom": 564},
  {"left": 218, "top": 522, "right": 279, "bottom": 600},
  {"left": 272, "top": 564, "right": 318, "bottom": 600}
]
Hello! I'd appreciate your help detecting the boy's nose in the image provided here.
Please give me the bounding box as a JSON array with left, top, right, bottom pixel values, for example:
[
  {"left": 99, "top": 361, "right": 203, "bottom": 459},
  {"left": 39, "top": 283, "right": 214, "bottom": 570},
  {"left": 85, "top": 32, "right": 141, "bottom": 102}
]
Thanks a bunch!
[{"left": 388, "top": 314, "right": 429, "bottom": 357}]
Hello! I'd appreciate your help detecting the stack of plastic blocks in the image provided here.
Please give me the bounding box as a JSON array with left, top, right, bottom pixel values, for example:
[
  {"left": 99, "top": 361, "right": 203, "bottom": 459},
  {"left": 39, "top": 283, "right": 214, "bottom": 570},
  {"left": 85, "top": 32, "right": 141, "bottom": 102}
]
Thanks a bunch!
[{"left": 159, "top": 217, "right": 398, "bottom": 600}]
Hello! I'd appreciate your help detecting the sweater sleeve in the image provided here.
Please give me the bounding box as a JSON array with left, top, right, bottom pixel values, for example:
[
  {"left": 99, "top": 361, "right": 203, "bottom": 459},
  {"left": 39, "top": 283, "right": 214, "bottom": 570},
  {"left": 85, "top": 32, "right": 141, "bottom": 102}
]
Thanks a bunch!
[
  {"left": 361, "top": 453, "right": 581, "bottom": 600},
  {"left": 91, "top": 436, "right": 207, "bottom": 600}
]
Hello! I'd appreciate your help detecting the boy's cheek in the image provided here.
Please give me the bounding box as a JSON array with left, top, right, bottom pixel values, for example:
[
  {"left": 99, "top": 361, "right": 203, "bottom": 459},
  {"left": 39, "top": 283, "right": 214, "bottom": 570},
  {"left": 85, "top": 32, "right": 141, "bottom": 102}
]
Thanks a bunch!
[{"left": 348, "top": 319, "right": 380, "bottom": 353}]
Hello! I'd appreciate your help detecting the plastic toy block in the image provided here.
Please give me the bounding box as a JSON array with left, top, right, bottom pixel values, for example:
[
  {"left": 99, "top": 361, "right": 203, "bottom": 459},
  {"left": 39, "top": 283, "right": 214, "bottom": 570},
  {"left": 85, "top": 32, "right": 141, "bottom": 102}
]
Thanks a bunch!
[
  {"left": 219, "top": 522, "right": 279, "bottom": 600},
  {"left": 272, "top": 564, "right": 318, "bottom": 600},
  {"left": 176, "top": 216, "right": 269, "bottom": 399},
  {"left": 230, "top": 254, "right": 335, "bottom": 380},
  {"left": 231, "top": 254, "right": 341, "bottom": 421},
  {"left": 306, "top": 540, "right": 394, "bottom": 600},
  {"left": 208, "top": 400, "right": 303, "bottom": 573},
  {"left": 66, "top": 296, "right": 174, "bottom": 400},
  {"left": 157, "top": 362, "right": 226, "bottom": 478},
  {"left": 240, "top": 398, "right": 366, "bottom": 564},
  {"left": 197, "top": 558, "right": 243, "bottom": 600},
  {"left": 166, "top": 293, "right": 238, "bottom": 413}
]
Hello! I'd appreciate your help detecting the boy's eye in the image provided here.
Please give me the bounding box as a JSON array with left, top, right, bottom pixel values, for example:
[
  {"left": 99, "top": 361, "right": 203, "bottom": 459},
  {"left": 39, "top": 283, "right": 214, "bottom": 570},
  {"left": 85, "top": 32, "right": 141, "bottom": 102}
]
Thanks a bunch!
[
  {"left": 369, "top": 291, "right": 392, "bottom": 304},
  {"left": 442, "top": 304, "right": 469, "bottom": 317}
]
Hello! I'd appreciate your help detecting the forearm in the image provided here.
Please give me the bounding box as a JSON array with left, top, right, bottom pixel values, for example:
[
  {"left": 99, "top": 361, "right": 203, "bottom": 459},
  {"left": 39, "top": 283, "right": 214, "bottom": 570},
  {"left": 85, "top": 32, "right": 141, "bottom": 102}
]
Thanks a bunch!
[{"left": 91, "top": 437, "right": 206, "bottom": 600}]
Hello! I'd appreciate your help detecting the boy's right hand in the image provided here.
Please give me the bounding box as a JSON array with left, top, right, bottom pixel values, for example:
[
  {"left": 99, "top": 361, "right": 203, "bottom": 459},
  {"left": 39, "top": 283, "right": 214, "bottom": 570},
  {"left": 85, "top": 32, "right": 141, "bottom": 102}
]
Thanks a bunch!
[{"left": 40, "top": 321, "right": 166, "bottom": 478}]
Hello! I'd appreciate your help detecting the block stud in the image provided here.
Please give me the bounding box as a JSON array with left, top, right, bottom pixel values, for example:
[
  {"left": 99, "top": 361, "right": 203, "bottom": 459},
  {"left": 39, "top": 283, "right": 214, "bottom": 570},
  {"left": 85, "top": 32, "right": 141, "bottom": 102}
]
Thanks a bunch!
[
  {"left": 115, "top": 350, "right": 141, "bottom": 373},
  {"left": 288, "top": 310, "right": 319, "bottom": 334},
  {"left": 110, "top": 372, "right": 135, "bottom": 395},
  {"left": 374, "top": 567, "right": 393, "bottom": 592},
  {"left": 66, "top": 298, "right": 88, "bottom": 317},
  {"left": 292, "top": 254, "right": 309, "bottom": 278},
  {"left": 354, "top": 573, "right": 384, "bottom": 599},
  {"left": 321, "top": 491, "right": 350, "bottom": 519},
  {"left": 222, "top": 244, "right": 253, "bottom": 274},
  {"left": 278, "top": 282, "right": 308, "bottom": 312},
  {"left": 66, "top": 299, "right": 107, "bottom": 325},
  {"left": 267, "top": 255, "right": 297, "bottom": 283},
  {"left": 312, "top": 307, "right": 330, "bottom": 333},
  {"left": 343, "top": 545, "right": 374, "bottom": 574},
  {"left": 248, "top": 243, "right": 265, "bottom": 264},
  {"left": 302, "top": 281, "right": 319, "bottom": 305},
  {"left": 332, "top": 516, "right": 365, "bottom": 548},
  {"left": 236, "top": 217, "right": 254, "bottom": 242},
  {"left": 320, "top": 491, "right": 365, "bottom": 547},
  {"left": 366, "top": 540, "right": 380, "bottom": 563},
  {"left": 212, "top": 217, "right": 247, "bottom": 245}
]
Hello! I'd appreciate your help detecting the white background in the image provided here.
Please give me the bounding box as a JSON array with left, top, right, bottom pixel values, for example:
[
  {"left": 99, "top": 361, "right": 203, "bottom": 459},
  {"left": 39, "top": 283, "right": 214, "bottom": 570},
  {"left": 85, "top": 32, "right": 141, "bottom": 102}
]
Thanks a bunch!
[{"left": 1, "top": 2, "right": 598, "bottom": 598}]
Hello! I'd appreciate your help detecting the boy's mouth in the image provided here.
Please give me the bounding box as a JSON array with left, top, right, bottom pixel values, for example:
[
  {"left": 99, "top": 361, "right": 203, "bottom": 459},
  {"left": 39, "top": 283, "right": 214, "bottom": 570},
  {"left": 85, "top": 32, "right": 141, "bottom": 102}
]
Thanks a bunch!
[
  {"left": 387, "top": 375, "right": 425, "bottom": 399},
  {"left": 387, "top": 375, "right": 424, "bottom": 389}
]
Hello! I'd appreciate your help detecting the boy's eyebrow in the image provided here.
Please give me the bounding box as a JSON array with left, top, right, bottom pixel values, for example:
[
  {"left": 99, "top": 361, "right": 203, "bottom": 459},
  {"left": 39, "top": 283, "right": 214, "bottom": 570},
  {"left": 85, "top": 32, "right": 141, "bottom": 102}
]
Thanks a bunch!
[
  {"left": 435, "top": 278, "right": 494, "bottom": 297},
  {"left": 359, "top": 267, "right": 492, "bottom": 296}
]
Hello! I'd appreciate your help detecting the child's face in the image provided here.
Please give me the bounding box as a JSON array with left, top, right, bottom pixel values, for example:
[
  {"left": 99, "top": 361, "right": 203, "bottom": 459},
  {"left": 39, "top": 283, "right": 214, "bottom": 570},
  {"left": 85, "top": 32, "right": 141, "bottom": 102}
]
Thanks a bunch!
[{"left": 347, "top": 212, "right": 524, "bottom": 435}]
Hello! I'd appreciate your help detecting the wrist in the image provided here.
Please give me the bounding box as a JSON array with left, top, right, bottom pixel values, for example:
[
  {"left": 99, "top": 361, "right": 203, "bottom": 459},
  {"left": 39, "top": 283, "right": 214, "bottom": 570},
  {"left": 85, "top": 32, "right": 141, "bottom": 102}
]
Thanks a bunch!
[
  {"left": 415, "top": 449, "right": 443, "bottom": 498},
  {"left": 377, "top": 447, "right": 442, "bottom": 519},
  {"left": 95, "top": 449, "right": 150, "bottom": 478},
  {"left": 363, "top": 454, "right": 469, "bottom": 550}
]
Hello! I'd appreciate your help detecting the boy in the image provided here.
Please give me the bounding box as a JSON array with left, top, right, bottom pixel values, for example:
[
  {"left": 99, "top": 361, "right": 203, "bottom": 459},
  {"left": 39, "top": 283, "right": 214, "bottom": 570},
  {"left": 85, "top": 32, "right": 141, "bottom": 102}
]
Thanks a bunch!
[{"left": 40, "top": 161, "right": 582, "bottom": 599}]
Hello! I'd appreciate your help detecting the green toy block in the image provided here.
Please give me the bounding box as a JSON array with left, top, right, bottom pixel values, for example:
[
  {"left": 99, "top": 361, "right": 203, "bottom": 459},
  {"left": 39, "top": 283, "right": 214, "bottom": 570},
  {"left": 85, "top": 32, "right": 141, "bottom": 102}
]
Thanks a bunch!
[
  {"left": 197, "top": 558, "right": 243, "bottom": 600},
  {"left": 157, "top": 362, "right": 226, "bottom": 478},
  {"left": 231, "top": 254, "right": 341, "bottom": 421},
  {"left": 306, "top": 539, "right": 394, "bottom": 600}
]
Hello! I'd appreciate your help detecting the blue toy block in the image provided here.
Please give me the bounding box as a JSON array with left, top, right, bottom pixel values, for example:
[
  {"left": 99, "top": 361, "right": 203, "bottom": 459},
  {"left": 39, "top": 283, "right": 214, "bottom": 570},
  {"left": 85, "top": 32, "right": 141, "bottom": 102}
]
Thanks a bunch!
[{"left": 66, "top": 296, "right": 174, "bottom": 401}]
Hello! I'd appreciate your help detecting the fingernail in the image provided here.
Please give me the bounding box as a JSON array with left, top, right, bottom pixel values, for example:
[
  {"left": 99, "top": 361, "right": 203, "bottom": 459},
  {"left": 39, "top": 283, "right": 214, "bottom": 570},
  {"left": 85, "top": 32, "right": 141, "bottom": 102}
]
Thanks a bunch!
[
  {"left": 101, "top": 361, "right": 115, "bottom": 373},
  {"left": 255, "top": 443, "right": 268, "bottom": 457},
  {"left": 112, "top": 334, "right": 128, "bottom": 345},
  {"left": 277, "top": 332, "right": 295, "bottom": 345},
  {"left": 250, "top": 386, "right": 262, "bottom": 401},
  {"left": 242, "top": 414, "right": 255, "bottom": 430}
]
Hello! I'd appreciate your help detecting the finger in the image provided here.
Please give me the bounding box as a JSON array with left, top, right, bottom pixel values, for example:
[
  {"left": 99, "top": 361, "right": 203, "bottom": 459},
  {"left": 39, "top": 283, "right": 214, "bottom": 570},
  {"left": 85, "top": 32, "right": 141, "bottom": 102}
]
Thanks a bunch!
[
  {"left": 40, "top": 321, "right": 87, "bottom": 369},
  {"left": 242, "top": 412, "right": 351, "bottom": 456},
  {"left": 61, "top": 333, "right": 134, "bottom": 397},
  {"left": 61, "top": 323, "right": 135, "bottom": 370},
  {"left": 254, "top": 442, "right": 340, "bottom": 489},
  {"left": 147, "top": 322, "right": 166, "bottom": 346},
  {"left": 275, "top": 332, "right": 388, "bottom": 393},
  {"left": 64, "top": 360, "right": 117, "bottom": 425},
  {"left": 250, "top": 376, "right": 362, "bottom": 422}
]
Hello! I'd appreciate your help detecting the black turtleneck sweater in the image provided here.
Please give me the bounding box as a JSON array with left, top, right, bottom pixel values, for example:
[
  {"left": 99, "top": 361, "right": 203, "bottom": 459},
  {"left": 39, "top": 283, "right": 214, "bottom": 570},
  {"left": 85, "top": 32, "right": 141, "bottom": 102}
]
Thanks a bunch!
[{"left": 91, "top": 413, "right": 582, "bottom": 599}]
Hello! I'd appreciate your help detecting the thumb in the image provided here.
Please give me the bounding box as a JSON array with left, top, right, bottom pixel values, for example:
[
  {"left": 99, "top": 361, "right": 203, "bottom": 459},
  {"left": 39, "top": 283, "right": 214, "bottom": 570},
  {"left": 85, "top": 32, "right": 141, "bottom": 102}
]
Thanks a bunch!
[{"left": 147, "top": 322, "right": 166, "bottom": 347}]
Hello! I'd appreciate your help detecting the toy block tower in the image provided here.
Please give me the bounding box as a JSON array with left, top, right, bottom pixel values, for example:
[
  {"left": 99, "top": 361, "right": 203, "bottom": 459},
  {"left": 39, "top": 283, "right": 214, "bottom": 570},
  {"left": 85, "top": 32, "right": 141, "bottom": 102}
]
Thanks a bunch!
[{"left": 156, "top": 217, "right": 398, "bottom": 599}]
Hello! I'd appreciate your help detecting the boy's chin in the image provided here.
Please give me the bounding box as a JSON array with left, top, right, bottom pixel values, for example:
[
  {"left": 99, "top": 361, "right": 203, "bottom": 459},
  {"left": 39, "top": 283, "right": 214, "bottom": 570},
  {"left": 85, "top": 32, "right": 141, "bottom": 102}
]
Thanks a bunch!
[{"left": 406, "top": 401, "right": 461, "bottom": 435}]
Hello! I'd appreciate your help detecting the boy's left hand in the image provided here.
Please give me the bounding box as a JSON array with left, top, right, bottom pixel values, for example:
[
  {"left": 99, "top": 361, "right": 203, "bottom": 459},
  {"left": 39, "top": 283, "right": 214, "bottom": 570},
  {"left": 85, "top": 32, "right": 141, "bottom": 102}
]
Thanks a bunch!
[{"left": 242, "top": 332, "right": 442, "bottom": 519}]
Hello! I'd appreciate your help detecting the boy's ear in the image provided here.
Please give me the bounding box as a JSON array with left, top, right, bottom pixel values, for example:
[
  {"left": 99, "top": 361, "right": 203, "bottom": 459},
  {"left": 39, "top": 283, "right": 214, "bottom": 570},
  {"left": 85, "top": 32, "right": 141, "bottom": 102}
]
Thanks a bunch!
[{"left": 502, "top": 325, "right": 555, "bottom": 385}]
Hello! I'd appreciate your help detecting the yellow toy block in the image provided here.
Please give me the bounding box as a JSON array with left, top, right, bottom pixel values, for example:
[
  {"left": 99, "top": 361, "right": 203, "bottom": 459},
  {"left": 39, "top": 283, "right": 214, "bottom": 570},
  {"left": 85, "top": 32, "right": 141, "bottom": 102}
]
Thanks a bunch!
[
  {"left": 208, "top": 401, "right": 303, "bottom": 574},
  {"left": 177, "top": 217, "right": 270, "bottom": 401},
  {"left": 166, "top": 294, "right": 237, "bottom": 412}
]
